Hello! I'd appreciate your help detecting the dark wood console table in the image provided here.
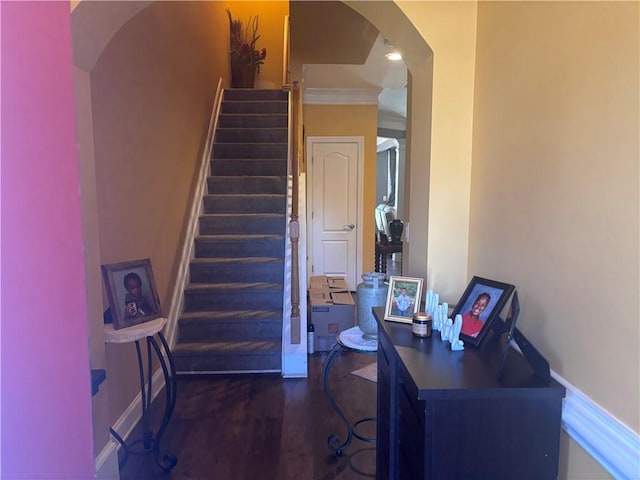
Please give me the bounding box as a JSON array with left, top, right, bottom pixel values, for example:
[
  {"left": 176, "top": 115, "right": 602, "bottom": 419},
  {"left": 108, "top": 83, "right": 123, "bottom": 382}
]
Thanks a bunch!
[
  {"left": 375, "top": 242, "right": 402, "bottom": 274},
  {"left": 373, "top": 307, "right": 565, "bottom": 480}
]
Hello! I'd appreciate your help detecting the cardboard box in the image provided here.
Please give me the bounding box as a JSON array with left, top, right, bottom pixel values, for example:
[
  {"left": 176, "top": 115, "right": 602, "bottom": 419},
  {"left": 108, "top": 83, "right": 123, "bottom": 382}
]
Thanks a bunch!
[
  {"left": 309, "top": 275, "right": 350, "bottom": 292},
  {"left": 309, "top": 276, "right": 355, "bottom": 351}
]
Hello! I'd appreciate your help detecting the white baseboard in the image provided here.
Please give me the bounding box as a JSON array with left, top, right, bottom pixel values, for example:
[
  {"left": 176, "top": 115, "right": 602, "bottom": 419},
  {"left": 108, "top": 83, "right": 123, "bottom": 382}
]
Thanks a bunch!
[
  {"left": 552, "top": 371, "right": 640, "bottom": 479},
  {"left": 282, "top": 353, "right": 308, "bottom": 378},
  {"left": 94, "top": 368, "right": 166, "bottom": 479},
  {"left": 94, "top": 441, "right": 119, "bottom": 480}
]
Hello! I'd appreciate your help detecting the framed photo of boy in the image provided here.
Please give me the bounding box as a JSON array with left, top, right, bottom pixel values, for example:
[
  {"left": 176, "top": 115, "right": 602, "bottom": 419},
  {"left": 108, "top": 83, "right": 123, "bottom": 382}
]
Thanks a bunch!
[
  {"left": 451, "top": 276, "right": 515, "bottom": 348},
  {"left": 384, "top": 276, "right": 424, "bottom": 324},
  {"left": 101, "top": 258, "right": 162, "bottom": 330}
]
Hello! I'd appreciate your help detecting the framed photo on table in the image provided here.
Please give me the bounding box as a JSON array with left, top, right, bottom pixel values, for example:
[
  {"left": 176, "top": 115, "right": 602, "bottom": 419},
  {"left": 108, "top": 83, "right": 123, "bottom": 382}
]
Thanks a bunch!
[
  {"left": 451, "top": 276, "right": 515, "bottom": 348},
  {"left": 384, "top": 276, "right": 424, "bottom": 324},
  {"left": 101, "top": 258, "right": 162, "bottom": 330}
]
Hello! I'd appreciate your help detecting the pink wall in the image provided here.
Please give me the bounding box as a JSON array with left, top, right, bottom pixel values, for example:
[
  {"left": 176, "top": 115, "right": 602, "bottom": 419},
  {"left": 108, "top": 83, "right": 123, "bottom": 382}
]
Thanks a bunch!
[{"left": 1, "top": 2, "right": 94, "bottom": 478}]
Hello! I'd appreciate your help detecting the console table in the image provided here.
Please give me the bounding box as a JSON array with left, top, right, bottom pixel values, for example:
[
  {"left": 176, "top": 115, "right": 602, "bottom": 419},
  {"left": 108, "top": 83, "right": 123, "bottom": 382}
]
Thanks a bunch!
[
  {"left": 375, "top": 242, "right": 402, "bottom": 275},
  {"left": 373, "top": 307, "right": 565, "bottom": 480},
  {"left": 105, "top": 317, "right": 178, "bottom": 472}
]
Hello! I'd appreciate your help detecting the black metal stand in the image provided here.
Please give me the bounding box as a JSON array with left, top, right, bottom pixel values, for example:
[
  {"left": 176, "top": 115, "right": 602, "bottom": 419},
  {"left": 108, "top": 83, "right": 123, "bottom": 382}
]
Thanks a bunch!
[
  {"left": 492, "top": 290, "right": 550, "bottom": 382},
  {"left": 110, "top": 331, "right": 178, "bottom": 472},
  {"left": 322, "top": 341, "right": 376, "bottom": 456}
]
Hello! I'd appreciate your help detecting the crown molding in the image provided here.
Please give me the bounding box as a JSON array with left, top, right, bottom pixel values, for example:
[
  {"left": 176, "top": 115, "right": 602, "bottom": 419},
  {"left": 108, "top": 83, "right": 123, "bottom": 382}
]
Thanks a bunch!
[
  {"left": 303, "top": 87, "right": 381, "bottom": 105},
  {"left": 378, "top": 111, "right": 406, "bottom": 132}
]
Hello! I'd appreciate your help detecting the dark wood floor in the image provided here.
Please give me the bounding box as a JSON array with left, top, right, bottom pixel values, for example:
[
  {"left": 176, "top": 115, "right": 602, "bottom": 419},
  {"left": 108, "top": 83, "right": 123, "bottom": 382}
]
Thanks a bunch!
[{"left": 119, "top": 349, "right": 378, "bottom": 480}]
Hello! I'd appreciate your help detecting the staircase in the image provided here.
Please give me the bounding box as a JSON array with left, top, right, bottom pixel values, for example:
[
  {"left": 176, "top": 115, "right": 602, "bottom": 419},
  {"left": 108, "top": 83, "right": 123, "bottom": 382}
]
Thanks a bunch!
[{"left": 172, "top": 88, "right": 289, "bottom": 374}]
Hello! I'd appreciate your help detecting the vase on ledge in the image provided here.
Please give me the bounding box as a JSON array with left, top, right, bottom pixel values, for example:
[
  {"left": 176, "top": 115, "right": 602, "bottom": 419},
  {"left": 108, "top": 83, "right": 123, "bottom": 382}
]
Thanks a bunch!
[
  {"left": 389, "top": 219, "right": 403, "bottom": 244},
  {"left": 231, "top": 64, "right": 256, "bottom": 88}
]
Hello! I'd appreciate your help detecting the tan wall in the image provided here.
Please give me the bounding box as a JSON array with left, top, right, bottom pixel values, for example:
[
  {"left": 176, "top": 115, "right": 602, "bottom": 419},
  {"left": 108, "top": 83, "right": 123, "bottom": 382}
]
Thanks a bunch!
[
  {"left": 224, "top": 1, "right": 288, "bottom": 88},
  {"left": 86, "top": 0, "right": 287, "bottom": 427},
  {"left": 74, "top": 66, "right": 112, "bottom": 456},
  {"left": 349, "top": 1, "right": 637, "bottom": 477},
  {"left": 348, "top": 1, "right": 477, "bottom": 302},
  {"left": 397, "top": 1, "right": 478, "bottom": 299},
  {"left": 470, "top": 1, "right": 638, "bottom": 478},
  {"left": 303, "top": 104, "right": 379, "bottom": 274},
  {"left": 89, "top": 0, "right": 228, "bottom": 424}
]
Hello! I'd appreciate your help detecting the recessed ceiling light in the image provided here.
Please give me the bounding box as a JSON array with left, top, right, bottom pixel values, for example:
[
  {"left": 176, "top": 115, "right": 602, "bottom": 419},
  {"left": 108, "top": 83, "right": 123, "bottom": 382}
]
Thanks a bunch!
[{"left": 385, "top": 52, "right": 402, "bottom": 61}]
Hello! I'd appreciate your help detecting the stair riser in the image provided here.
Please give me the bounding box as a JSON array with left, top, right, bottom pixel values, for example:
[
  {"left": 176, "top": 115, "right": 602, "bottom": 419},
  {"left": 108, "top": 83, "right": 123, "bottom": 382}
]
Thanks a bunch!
[
  {"left": 176, "top": 89, "right": 289, "bottom": 374},
  {"left": 213, "top": 143, "right": 287, "bottom": 159},
  {"left": 178, "top": 320, "right": 282, "bottom": 342},
  {"left": 190, "top": 262, "right": 284, "bottom": 283},
  {"left": 216, "top": 129, "right": 288, "bottom": 144},
  {"left": 199, "top": 216, "right": 286, "bottom": 235},
  {"left": 223, "top": 89, "right": 287, "bottom": 102},
  {"left": 204, "top": 196, "right": 286, "bottom": 214},
  {"left": 218, "top": 114, "right": 287, "bottom": 129},
  {"left": 184, "top": 291, "right": 283, "bottom": 312},
  {"left": 174, "top": 352, "right": 281, "bottom": 373},
  {"left": 211, "top": 160, "right": 286, "bottom": 176},
  {"left": 207, "top": 176, "right": 287, "bottom": 194},
  {"left": 195, "top": 238, "right": 284, "bottom": 258},
  {"left": 221, "top": 102, "right": 287, "bottom": 115}
]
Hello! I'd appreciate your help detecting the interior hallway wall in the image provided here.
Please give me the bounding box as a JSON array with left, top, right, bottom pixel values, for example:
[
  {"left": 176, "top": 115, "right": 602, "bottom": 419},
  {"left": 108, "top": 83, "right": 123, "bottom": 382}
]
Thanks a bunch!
[
  {"left": 303, "top": 104, "right": 379, "bottom": 277},
  {"left": 72, "top": 0, "right": 289, "bottom": 456},
  {"left": 470, "top": 2, "right": 638, "bottom": 478},
  {"left": 88, "top": 0, "right": 230, "bottom": 433},
  {"left": 349, "top": 1, "right": 477, "bottom": 302},
  {"left": 1, "top": 2, "right": 94, "bottom": 478}
]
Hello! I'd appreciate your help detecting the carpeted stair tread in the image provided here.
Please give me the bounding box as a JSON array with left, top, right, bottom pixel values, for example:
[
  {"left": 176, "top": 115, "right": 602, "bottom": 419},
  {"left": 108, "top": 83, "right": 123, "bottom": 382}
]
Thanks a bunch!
[
  {"left": 205, "top": 193, "right": 285, "bottom": 198},
  {"left": 197, "top": 233, "right": 283, "bottom": 240},
  {"left": 223, "top": 89, "right": 287, "bottom": 101},
  {"left": 176, "top": 88, "right": 287, "bottom": 374},
  {"left": 211, "top": 157, "right": 287, "bottom": 162},
  {"left": 198, "top": 214, "right": 286, "bottom": 235},
  {"left": 172, "top": 340, "right": 281, "bottom": 356},
  {"left": 212, "top": 143, "right": 287, "bottom": 158},
  {"left": 220, "top": 102, "right": 287, "bottom": 115},
  {"left": 177, "top": 310, "right": 283, "bottom": 343},
  {"left": 210, "top": 159, "right": 287, "bottom": 177},
  {"left": 190, "top": 257, "right": 283, "bottom": 265},
  {"left": 179, "top": 309, "right": 283, "bottom": 321},
  {"left": 184, "top": 281, "right": 283, "bottom": 292},
  {"left": 199, "top": 213, "right": 285, "bottom": 219},
  {"left": 206, "top": 176, "right": 287, "bottom": 194},
  {"left": 218, "top": 114, "right": 287, "bottom": 129},
  {"left": 215, "top": 128, "right": 288, "bottom": 144}
]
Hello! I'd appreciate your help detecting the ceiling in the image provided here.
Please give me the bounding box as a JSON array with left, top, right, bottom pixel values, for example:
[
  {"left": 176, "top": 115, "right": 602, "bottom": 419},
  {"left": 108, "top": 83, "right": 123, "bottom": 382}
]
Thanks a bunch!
[
  {"left": 290, "top": 1, "right": 408, "bottom": 131},
  {"left": 71, "top": 0, "right": 408, "bottom": 131}
]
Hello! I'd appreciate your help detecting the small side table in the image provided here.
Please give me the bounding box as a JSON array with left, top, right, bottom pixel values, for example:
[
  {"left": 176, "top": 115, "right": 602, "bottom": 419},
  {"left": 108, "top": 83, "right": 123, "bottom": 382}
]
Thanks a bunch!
[
  {"left": 105, "top": 317, "right": 178, "bottom": 472},
  {"left": 375, "top": 242, "right": 403, "bottom": 274},
  {"left": 322, "top": 326, "right": 377, "bottom": 456}
]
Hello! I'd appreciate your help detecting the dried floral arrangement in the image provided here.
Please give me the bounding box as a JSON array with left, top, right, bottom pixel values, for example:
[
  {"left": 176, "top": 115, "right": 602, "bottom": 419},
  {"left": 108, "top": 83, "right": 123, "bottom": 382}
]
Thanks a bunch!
[{"left": 227, "top": 9, "right": 267, "bottom": 72}]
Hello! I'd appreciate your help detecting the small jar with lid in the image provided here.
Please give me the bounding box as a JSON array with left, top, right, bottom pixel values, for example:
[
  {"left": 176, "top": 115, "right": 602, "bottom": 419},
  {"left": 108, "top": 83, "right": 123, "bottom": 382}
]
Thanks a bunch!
[{"left": 412, "top": 312, "right": 432, "bottom": 338}]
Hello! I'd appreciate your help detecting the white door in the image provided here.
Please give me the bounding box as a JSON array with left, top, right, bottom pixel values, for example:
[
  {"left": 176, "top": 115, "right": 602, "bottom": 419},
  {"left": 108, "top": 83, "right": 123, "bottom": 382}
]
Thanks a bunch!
[{"left": 308, "top": 137, "right": 362, "bottom": 290}]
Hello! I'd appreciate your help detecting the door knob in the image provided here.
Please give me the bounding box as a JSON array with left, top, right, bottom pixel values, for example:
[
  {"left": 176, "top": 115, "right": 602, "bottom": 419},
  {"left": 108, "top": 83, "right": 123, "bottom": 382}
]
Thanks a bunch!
[{"left": 344, "top": 224, "right": 355, "bottom": 231}]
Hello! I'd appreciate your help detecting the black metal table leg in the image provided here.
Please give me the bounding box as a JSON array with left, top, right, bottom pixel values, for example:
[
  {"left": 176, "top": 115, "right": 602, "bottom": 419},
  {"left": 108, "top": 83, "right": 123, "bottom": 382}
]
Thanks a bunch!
[
  {"left": 323, "top": 342, "right": 352, "bottom": 456},
  {"left": 148, "top": 333, "right": 178, "bottom": 472},
  {"left": 322, "top": 340, "right": 377, "bottom": 457},
  {"left": 109, "top": 328, "right": 177, "bottom": 473}
]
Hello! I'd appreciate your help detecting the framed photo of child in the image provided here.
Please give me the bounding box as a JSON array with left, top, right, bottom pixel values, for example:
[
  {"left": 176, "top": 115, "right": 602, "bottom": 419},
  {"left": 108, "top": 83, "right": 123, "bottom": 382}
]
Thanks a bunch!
[
  {"left": 450, "top": 276, "right": 515, "bottom": 348},
  {"left": 384, "top": 276, "right": 424, "bottom": 324},
  {"left": 101, "top": 258, "right": 163, "bottom": 330}
]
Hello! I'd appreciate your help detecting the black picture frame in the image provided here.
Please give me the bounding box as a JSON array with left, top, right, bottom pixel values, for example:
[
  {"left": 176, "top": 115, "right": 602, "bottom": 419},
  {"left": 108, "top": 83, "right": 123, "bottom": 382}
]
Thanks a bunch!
[
  {"left": 101, "top": 258, "right": 162, "bottom": 330},
  {"left": 451, "top": 276, "right": 515, "bottom": 348}
]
